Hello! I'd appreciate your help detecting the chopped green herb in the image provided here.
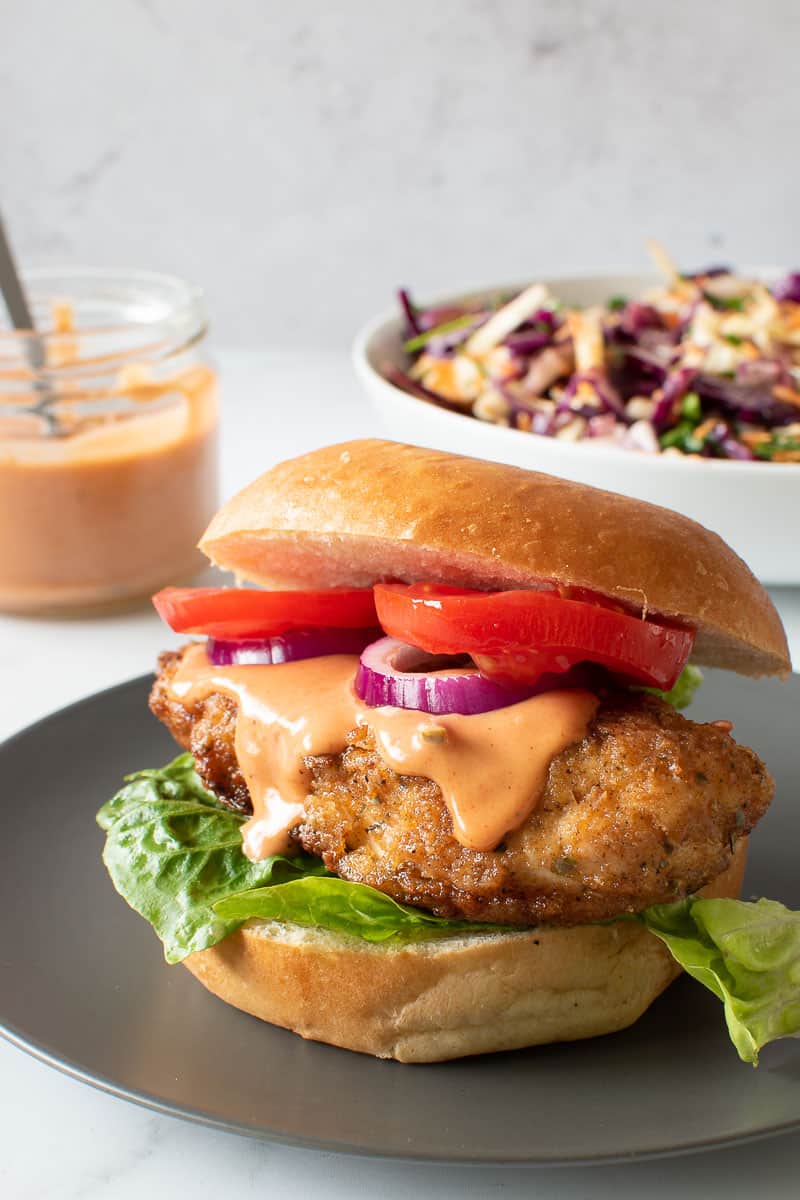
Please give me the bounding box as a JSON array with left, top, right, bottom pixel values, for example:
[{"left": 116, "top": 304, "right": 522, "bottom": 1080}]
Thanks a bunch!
[
  {"left": 724, "top": 333, "right": 744, "bottom": 346},
  {"left": 753, "top": 436, "right": 800, "bottom": 460},
  {"left": 608, "top": 295, "right": 628, "bottom": 312},
  {"left": 703, "top": 291, "right": 745, "bottom": 313},
  {"left": 680, "top": 391, "right": 702, "bottom": 423},
  {"left": 659, "top": 421, "right": 704, "bottom": 453},
  {"left": 403, "top": 313, "right": 477, "bottom": 354}
]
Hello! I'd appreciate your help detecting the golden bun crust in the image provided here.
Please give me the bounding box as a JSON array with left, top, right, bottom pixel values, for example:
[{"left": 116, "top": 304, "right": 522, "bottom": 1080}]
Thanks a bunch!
[
  {"left": 183, "top": 841, "right": 747, "bottom": 1063},
  {"left": 200, "top": 440, "right": 789, "bottom": 678}
]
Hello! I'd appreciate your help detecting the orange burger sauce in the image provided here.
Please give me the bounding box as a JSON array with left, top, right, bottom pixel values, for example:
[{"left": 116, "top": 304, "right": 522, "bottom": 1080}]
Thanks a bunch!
[
  {"left": 0, "top": 270, "right": 218, "bottom": 614},
  {"left": 168, "top": 644, "right": 598, "bottom": 858}
]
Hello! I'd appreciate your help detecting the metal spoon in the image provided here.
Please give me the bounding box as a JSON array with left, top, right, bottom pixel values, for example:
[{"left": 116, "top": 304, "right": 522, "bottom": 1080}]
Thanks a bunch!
[{"left": 0, "top": 214, "right": 60, "bottom": 433}]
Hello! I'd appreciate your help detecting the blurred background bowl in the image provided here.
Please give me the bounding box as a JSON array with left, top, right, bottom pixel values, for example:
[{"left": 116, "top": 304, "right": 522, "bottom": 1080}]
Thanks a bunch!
[{"left": 353, "top": 273, "right": 800, "bottom": 585}]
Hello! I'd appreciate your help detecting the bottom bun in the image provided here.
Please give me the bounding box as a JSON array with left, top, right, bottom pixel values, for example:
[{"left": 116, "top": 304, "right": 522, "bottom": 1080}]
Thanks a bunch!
[{"left": 184, "top": 841, "right": 747, "bottom": 1063}]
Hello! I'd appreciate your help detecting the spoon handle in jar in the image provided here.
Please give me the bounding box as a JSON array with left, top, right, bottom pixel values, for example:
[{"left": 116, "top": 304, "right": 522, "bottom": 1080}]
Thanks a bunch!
[{"left": 0, "top": 213, "right": 46, "bottom": 371}]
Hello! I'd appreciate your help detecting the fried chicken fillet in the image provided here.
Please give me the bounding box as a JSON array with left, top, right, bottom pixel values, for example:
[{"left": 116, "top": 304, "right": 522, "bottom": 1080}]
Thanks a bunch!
[{"left": 151, "top": 648, "right": 772, "bottom": 926}]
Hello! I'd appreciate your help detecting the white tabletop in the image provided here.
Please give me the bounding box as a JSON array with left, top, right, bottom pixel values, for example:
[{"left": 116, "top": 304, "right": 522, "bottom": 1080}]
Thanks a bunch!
[{"left": 2, "top": 349, "right": 799, "bottom": 1199}]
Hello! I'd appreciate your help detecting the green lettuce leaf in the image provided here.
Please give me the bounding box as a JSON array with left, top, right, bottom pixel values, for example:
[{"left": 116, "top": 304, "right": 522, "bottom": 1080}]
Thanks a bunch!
[
  {"left": 99, "top": 759, "right": 800, "bottom": 1066},
  {"left": 97, "top": 755, "right": 329, "bottom": 963},
  {"left": 214, "top": 875, "right": 503, "bottom": 944},
  {"left": 97, "top": 756, "right": 498, "bottom": 961},
  {"left": 641, "top": 896, "right": 800, "bottom": 1064},
  {"left": 641, "top": 663, "right": 703, "bottom": 710}
]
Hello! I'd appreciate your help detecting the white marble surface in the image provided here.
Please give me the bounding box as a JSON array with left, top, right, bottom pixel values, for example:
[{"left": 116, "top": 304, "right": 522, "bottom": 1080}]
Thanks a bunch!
[
  {"left": 5, "top": 1, "right": 800, "bottom": 346},
  {"left": 1, "top": 349, "right": 799, "bottom": 1198}
]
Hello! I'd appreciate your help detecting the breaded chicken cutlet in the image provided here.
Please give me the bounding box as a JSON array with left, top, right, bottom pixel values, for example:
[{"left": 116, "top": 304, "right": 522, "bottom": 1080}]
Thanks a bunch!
[{"left": 151, "top": 646, "right": 772, "bottom": 927}]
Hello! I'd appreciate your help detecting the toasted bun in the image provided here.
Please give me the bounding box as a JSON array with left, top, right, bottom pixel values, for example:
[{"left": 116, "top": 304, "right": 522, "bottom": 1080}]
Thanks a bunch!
[
  {"left": 184, "top": 841, "right": 746, "bottom": 1063},
  {"left": 200, "top": 440, "right": 789, "bottom": 678}
]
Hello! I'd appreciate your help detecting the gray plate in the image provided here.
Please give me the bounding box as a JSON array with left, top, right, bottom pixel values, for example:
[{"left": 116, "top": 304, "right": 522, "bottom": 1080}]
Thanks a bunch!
[{"left": 0, "top": 670, "right": 799, "bottom": 1165}]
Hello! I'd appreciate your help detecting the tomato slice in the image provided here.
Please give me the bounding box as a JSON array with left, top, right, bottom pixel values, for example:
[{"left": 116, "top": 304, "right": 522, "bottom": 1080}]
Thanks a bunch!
[
  {"left": 373, "top": 583, "right": 694, "bottom": 690},
  {"left": 153, "top": 587, "right": 378, "bottom": 639}
]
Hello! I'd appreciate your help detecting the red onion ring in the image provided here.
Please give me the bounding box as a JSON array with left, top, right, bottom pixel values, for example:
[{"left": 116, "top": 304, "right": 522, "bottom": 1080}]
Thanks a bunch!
[
  {"left": 355, "top": 637, "right": 542, "bottom": 715},
  {"left": 208, "top": 627, "right": 381, "bottom": 666}
]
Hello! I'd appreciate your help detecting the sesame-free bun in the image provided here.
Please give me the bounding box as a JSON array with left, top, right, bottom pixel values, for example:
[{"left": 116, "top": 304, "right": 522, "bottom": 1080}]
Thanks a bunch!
[
  {"left": 200, "top": 440, "right": 789, "bottom": 678},
  {"left": 184, "top": 841, "right": 747, "bottom": 1063}
]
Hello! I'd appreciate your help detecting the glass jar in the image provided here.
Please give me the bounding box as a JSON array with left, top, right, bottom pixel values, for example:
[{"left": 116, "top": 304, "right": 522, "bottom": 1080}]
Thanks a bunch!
[{"left": 0, "top": 269, "right": 219, "bottom": 614}]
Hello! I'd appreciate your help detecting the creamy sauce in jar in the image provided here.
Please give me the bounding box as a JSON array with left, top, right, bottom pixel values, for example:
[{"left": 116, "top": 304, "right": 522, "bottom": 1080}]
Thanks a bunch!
[
  {"left": 0, "top": 274, "right": 218, "bottom": 614},
  {"left": 0, "top": 364, "right": 218, "bottom": 613},
  {"left": 169, "top": 644, "right": 598, "bottom": 859}
]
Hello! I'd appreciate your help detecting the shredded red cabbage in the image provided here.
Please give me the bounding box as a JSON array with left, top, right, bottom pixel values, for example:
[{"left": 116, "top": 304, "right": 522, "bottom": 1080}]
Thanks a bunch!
[
  {"left": 651, "top": 367, "right": 699, "bottom": 431},
  {"left": 772, "top": 273, "right": 800, "bottom": 303},
  {"left": 383, "top": 366, "right": 465, "bottom": 413},
  {"left": 504, "top": 329, "right": 552, "bottom": 355},
  {"left": 695, "top": 367, "right": 798, "bottom": 427},
  {"left": 684, "top": 265, "right": 732, "bottom": 280},
  {"left": 397, "top": 288, "right": 421, "bottom": 337},
  {"left": 563, "top": 369, "right": 628, "bottom": 419}
]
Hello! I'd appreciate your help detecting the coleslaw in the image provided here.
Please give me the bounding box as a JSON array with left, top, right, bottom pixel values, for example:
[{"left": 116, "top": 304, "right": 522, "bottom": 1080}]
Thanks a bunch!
[{"left": 391, "top": 243, "right": 800, "bottom": 461}]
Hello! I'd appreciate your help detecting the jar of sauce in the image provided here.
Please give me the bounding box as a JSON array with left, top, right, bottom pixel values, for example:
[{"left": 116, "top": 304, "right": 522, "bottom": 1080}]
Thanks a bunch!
[{"left": 0, "top": 269, "right": 218, "bottom": 614}]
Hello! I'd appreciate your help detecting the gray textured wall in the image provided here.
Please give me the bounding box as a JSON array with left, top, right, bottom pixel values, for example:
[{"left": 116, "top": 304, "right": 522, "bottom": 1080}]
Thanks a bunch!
[{"left": 4, "top": 1, "right": 798, "bottom": 346}]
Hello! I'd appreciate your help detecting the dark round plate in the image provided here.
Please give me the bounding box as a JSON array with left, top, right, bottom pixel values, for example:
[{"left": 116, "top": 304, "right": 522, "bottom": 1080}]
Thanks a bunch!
[{"left": 1, "top": 670, "right": 799, "bottom": 1165}]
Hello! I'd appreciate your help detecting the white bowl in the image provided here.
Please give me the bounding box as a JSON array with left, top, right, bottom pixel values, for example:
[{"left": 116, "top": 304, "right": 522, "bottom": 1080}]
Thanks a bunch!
[{"left": 353, "top": 273, "right": 800, "bottom": 585}]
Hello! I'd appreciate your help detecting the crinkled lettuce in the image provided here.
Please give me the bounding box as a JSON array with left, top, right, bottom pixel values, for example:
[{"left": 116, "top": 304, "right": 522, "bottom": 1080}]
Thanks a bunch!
[
  {"left": 641, "top": 897, "right": 800, "bottom": 1064},
  {"left": 98, "top": 755, "right": 800, "bottom": 1064},
  {"left": 97, "top": 756, "right": 498, "bottom": 963},
  {"left": 97, "top": 755, "right": 329, "bottom": 963},
  {"left": 641, "top": 663, "right": 704, "bottom": 710},
  {"left": 214, "top": 876, "right": 500, "bottom": 944}
]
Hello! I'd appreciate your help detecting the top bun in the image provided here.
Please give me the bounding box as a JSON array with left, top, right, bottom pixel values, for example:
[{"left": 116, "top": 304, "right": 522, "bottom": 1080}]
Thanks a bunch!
[{"left": 200, "top": 439, "right": 789, "bottom": 679}]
